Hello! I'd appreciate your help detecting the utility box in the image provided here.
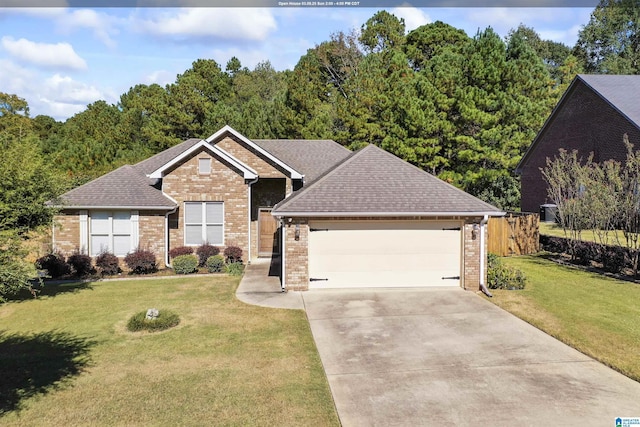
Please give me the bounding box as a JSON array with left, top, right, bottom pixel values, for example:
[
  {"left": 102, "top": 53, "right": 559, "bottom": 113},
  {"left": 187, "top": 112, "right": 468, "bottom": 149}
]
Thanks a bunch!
[{"left": 540, "top": 204, "right": 558, "bottom": 223}]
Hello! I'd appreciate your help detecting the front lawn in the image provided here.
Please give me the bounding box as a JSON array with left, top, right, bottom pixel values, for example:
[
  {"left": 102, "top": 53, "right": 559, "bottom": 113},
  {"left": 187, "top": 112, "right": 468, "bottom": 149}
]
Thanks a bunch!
[
  {"left": 539, "top": 222, "right": 626, "bottom": 245},
  {"left": 488, "top": 255, "right": 640, "bottom": 382},
  {"left": 0, "top": 276, "right": 339, "bottom": 426}
]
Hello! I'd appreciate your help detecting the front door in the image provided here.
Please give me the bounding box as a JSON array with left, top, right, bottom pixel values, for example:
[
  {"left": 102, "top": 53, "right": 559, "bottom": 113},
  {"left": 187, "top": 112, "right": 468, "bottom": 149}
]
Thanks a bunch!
[{"left": 258, "top": 209, "right": 280, "bottom": 257}]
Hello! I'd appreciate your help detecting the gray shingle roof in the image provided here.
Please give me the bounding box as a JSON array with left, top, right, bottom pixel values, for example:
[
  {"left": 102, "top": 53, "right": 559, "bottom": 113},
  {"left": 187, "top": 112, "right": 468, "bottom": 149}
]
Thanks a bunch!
[
  {"left": 56, "top": 165, "right": 176, "bottom": 209},
  {"left": 253, "top": 139, "right": 351, "bottom": 183},
  {"left": 134, "top": 138, "right": 202, "bottom": 175},
  {"left": 578, "top": 74, "right": 640, "bottom": 127},
  {"left": 272, "top": 144, "right": 502, "bottom": 216}
]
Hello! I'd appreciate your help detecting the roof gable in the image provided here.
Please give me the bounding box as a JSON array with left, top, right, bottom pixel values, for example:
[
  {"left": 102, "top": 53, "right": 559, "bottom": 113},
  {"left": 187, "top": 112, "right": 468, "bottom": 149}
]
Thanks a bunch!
[
  {"left": 273, "top": 144, "right": 502, "bottom": 217},
  {"left": 205, "top": 125, "right": 303, "bottom": 180},
  {"left": 147, "top": 139, "right": 258, "bottom": 180},
  {"left": 517, "top": 74, "right": 640, "bottom": 172}
]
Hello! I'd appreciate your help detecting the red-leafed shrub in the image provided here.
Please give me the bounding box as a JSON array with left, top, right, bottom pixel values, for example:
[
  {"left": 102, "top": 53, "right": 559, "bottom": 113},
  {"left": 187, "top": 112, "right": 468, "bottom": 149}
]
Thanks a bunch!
[
  {"left": 169, "top": 246, "right": 193, "bottom": 259},
  {"left": 223, "top": 246, "right": 243, "bottom": 264},
  {"left": 68, "top": 252, "right": 95, "bottom": 277},
  {"left": 124, "top": 248, "right": 157, "bottom": 274},
  {"left": 36, "top": 252, "right": 71, "bottom": 279},
  {"left": 96, "top": 251, "right": 121, "bottom": 276},
  {"left": 196, "top": 244, "right": 220, "bottom": 267}
]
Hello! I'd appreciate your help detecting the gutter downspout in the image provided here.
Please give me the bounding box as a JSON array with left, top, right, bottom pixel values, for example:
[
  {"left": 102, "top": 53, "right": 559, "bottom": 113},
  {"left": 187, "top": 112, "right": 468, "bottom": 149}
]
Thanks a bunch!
[
  {"left": 165, "top": 207, "right": 178, "bottom": 268},
  {"left": 479, "top": 214, "right": 492, "bottom": 297},
  {"left": 247, "top": 177, "right": 259, "bottom": 264},
  {"left": 280, "top": 218, "right": 286, "bottom": 292}
]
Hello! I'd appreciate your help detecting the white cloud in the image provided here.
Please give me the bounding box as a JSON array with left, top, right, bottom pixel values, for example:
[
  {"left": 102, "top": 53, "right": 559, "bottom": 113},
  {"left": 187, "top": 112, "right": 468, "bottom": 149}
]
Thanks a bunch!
[
  {"left": 136, "top": 8, "right": 277, "bottom": 42},
  {"left": 143, "top": 69, "right": 175, "bottom": 86},
  {"left": 0, "top": 59, "right": 109, "bottom": 120},
  {"left": 58, "top": 9, "right": 120, "bottom": 48},
  {"left": 44, "top": 74, "right": 102, "bottom": 103},
  {"left": 1, "top": 36, "right": 87, "bottom": 70},
  {"left": 391, "top": 6, "right": 432, "bottom": 32}
]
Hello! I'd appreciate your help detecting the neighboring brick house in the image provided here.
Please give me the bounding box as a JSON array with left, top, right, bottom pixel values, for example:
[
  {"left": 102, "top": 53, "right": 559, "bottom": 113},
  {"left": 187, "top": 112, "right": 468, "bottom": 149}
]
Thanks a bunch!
[
  {"left": 52, "top": 126, "right": 503, "bottom": 291},
  {"left": 516, "top": 74, "right": 640, "bottom": 213}
]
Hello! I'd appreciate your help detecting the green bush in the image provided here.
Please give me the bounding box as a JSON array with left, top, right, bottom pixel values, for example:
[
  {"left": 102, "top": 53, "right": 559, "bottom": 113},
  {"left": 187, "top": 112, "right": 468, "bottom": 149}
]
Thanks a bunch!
[
  {"left": 196, "top": 244, "right": 220, "bottom": 267},
  {"left": 225, "top": 261, "right": 245, "bottom": 276},
  {"left": 487, "top": 254, "right": 526, "bottom": 290},
  {"left": 172, "top": 254, "right": 198, "bottom": 274},
  {"left": 126, "top": 309, "right": 180, "bottom": 332},
  {"left": 206, "top": 254, "right": 225, "bottom": 273},
  {"left": 124, "top": 247, "right": 157, "bottom": 274}
]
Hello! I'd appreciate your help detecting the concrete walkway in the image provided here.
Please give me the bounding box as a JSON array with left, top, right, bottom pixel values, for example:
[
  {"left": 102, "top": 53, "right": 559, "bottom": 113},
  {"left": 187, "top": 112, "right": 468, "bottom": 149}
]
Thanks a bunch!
[{"left": 236, "top": 257, "right": 304, "bottom": 309}]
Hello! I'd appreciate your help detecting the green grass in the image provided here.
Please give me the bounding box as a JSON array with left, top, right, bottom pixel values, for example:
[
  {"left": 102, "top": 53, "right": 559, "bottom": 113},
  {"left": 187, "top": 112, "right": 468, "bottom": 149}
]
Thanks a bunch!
[
  {"left": 0, "top": 276, "right": 339, "bottom": 426},
  {"left": 488, "top": 255, "right": 640, "bottom": 382},
  {"left": 539, "top": 222, "right": 627, "bottom": 245}
]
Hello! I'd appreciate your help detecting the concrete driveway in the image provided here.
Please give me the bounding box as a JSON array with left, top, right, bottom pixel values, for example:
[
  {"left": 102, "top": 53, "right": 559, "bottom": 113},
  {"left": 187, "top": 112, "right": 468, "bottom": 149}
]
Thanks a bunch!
[{"left": 302, "top": 288, "right": 640, "bottom": 426}]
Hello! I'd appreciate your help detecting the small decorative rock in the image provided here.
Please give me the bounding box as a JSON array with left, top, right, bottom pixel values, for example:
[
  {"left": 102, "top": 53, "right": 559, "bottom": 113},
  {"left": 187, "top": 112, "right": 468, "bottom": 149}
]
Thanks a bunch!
[{"left": 145, "top": 308, "right": 159, "bottom": 320}]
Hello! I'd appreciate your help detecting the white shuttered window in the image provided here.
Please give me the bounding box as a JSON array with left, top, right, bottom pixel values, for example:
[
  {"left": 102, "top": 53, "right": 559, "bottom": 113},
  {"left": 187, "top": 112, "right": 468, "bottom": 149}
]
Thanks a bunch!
[
  {"left": 90, "top": 211, "right": 136, "bottom": 256},
  {"left": 184, "top": 202, "right": 224, "bottom": 246}
]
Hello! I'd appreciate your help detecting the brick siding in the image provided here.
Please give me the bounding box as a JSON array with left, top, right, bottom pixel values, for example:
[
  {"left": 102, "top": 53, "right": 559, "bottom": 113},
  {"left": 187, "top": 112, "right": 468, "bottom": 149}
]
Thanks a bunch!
[
  {"left": 53, "top": 211, "right": 81, "bottom": 255},
  {"left": 521, "top": 80, "right": 640, "bottom": 213}
]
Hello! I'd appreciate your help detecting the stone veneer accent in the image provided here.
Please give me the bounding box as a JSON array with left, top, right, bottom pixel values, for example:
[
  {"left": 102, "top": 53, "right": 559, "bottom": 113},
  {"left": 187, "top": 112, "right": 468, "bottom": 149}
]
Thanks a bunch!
[
  {"left": 282, "top": 218, "right": 309, "bottom": 290},
  {"left": 282, "top": 216, "right": 487, "bottom": 291},
  {"left": 138, "top": 210, "right": 166, "bottom": 268},
  {"left": 163, "top": 149, "right": 249, "bottom": 257},
  {"left": 53, "top": 211, "right": 81, "bottom": 255},
  {"left": 53, "top": 210, "right": 168, "bottom": 268}
]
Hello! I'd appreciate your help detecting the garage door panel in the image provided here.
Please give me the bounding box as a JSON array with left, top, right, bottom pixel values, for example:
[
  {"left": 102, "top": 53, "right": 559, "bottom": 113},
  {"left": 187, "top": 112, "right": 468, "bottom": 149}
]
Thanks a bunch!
[{"left": 308, "top": 221, "right": 461, "bottom": 288}]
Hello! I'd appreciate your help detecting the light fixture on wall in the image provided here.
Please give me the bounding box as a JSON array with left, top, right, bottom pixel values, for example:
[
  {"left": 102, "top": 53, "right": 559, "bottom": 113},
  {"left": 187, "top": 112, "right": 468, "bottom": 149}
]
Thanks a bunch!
[
  {"left": 472, "top": 224, "right": 479, "bottom": 240},
  {"left": 295, "top": 224, "right": 300, "bottom": 241}
]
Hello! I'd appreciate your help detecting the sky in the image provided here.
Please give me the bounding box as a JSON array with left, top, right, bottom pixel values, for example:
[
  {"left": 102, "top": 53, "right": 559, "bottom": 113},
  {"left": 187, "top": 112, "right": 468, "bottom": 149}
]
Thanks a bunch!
[{"left": 0, "top": 5, "right": 594, "bottom": 121}]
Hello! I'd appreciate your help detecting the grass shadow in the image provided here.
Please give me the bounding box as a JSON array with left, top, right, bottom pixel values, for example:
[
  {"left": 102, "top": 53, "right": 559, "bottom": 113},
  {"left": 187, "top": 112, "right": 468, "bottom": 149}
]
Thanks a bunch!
[
  {"left": 0, "top": 330, "right": 94, "bottom": 415},
  {"left": 7, "top": 280, "right": 94, "bottom": 302}
]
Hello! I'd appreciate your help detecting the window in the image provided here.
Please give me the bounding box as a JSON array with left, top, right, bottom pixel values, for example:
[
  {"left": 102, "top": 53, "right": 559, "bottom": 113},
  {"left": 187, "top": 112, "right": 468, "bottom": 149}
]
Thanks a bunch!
[
  {"left": 184, "top": 202, "right": 223, "bottom": 246},
  {"left": 198, "top": 158, "right": 211, "bottom": 175},
  {"left": 90, "top": 211, "right": 135, "bottom": 256}
]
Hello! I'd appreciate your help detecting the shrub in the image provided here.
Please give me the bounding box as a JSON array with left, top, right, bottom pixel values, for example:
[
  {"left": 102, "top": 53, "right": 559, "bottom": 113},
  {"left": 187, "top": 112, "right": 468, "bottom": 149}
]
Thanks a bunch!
[
  {"left": 196, "top": 244, "right": 220, "bottom": 267},
  {"left": 601, "top": 246, "right": 627, "bottom": 274},
  {"left": 225, "top": 261, "right": 245, "bottom": 276},
  {"left": 67, "top": 252, "right": 95, "bottom": 277},
  {"left": 124, "top": 247, "right": 157, "bottom": 274},
  {"left": 35, "top": 252, "right": 71, "bottom": 279},
  {"left": 573, "top": 241, "right": 598, "bottom": 266},
  {"left": 206, "top": 254, "right": 225, "bottom": 273},
  {"left": 224, "top": 246, "right": 243, "bottom": 264},
  {"left": 172, "top": 254, "right": 198, "bottom": 274},
  {"left": 487, "top": 254, "right": 526, "bottom": 290},
  {"left": 169, "top": 246, "right": 193, "bottom": 259},
  {"left": 540, "top": 235, "right": 568, "bottom": 254},
  {"left": 95, "top": 251, "right": 120, "bottom": 276},
  {"left": 126, "top": 309, "right": 180, "bottom": 332}
]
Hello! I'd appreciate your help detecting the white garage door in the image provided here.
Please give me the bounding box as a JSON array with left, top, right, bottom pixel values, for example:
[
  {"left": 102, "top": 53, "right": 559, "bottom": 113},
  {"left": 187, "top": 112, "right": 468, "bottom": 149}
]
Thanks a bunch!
[{"left": 308, "top": 220, "right": 462, "bottom": 288}]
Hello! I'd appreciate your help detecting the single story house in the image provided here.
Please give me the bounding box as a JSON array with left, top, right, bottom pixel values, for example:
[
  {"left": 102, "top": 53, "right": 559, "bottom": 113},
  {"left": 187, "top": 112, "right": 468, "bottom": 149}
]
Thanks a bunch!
[
  {"left": 516, "top": 74, "right": 640, "bottom": 213},
  {"left": 52, "top": 125, "right": 503, "bottom": 291}
]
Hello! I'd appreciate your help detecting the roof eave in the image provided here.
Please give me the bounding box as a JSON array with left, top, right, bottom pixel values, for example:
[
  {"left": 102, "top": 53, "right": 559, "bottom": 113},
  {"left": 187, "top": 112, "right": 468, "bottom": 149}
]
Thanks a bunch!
[
  {"left": 271, "top": 211, "right": 506, "bottom": 218},
  {"left": 50, "top": 205, "right": 177, "bottom": 210}
]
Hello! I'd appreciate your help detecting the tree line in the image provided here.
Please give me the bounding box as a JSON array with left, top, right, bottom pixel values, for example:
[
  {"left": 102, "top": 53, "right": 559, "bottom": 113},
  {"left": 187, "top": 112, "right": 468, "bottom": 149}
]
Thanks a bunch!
[{"left": 0, "top": 0, "right": 638, "bottom": 299}]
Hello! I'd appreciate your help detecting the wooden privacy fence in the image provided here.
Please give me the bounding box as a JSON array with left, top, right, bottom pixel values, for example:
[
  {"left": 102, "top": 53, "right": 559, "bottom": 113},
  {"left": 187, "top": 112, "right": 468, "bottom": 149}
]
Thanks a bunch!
[{"left": 488, "top": 212, "right": 540, "bottom": 256}]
